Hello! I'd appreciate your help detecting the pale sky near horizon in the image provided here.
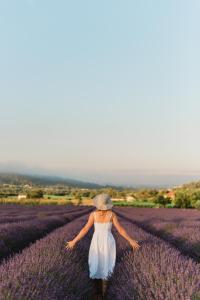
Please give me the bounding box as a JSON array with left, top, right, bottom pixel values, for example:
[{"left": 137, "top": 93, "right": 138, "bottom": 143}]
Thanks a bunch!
[{"left": 0, "top": 1, "right": 200, "bottom": 186}]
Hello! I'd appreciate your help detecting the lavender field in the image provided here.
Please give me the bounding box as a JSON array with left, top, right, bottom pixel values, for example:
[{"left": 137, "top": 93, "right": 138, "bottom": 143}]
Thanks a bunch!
[
  {"left": 0, "top": 205, "right": 200, "bottom": 299},
  {"left": 0, "top": 204, "right": 92, "bottom": 263},
  {"left": 114, "top": 207, "right": 200, "bottom": 262}
]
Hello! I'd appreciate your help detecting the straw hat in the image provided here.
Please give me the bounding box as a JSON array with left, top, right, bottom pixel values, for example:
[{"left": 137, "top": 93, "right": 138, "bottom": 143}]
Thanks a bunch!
[{"left": 92, "top": 193, "right": 113, "bottom": 210}]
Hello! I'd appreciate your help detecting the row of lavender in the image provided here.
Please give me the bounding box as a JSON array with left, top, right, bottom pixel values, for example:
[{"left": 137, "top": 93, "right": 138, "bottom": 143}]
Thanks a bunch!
[
  {"left": 106, "top": 216, "right": 200, "bottom": 300},
  {"left": 0, "top": 204, "right": 84, "bottom": 224},
  {"left": 0, "top": 210, "right": 199, "bottom": 299},
  {"left": 114, "top": 207, "right": 200, "bottom": 262},
  {"left": 0, "top": 206, "right": 92, "bottom": 263},
  {"left": 0, "top": 214, "right": 95, "bottom": 299}
]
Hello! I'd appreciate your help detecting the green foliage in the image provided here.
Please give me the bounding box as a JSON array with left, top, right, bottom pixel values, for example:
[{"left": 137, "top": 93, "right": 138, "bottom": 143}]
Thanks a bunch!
[
  {"left": 136, "top": 189, "right": 156, "bottom": 199},
  {"left": 148, "top": 189, "right": 159, "bottom": 197},
  {"left": 194, "top": 200, "right": 200, "bottom": 209},
  {"left": 165, "top": 203, "right": 175, "bottom": 208},
  {"left": 153, "top": 195, "right": 171, "bottom": 207},
  {"left": 172, "top": 192, "right": 192, "bottom": 208},
  {"left": 77, "top": 195, "right": 82, "bottom": 205},
  {"left": 142, "top": 198, "right": 148, "bottom": 202},
  {"left": 26, "top": 189, "right": 44, "bottom": 199},
  {"left": 81, "top": 191, "right": 90, "bottom": 197},
  {"left": 191, "top": 191, "right": 200, "bottom": 205},
  {"left": 182, "top": 180, "right": 200, "bottom": 189}
]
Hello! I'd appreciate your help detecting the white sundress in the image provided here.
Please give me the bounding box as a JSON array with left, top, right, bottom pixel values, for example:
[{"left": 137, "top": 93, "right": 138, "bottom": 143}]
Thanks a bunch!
[{"left": 88, "top": 211, "right": 116, "bottom": 280}]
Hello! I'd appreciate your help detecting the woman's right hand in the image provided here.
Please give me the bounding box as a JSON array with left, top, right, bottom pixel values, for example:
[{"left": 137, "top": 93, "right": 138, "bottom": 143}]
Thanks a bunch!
[
  {"left": 65, "top": 240, "right": 76, "bottom": 250},
  {"left": 129, "top": 239, "right": 141, "bottom": 250}
]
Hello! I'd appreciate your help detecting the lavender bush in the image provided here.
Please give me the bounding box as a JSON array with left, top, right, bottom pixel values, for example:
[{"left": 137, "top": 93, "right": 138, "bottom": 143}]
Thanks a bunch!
[
  {"left": 106, "top": 216, "right": 200, "bottom": 300},
  {"left": 0, "top": 204, "right": 86, "bottom": 224},
  {"left": 0, "top": 207, "right": 92, "bottom": 262},
  {"left": 114, "top": 207, "right": 200, "bottom": 262}
]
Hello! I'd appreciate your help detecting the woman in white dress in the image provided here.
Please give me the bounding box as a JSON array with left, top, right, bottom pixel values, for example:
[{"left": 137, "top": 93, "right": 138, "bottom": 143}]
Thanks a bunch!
[{"left": 65, "top": 193, "right": 140, "bottom": 299}]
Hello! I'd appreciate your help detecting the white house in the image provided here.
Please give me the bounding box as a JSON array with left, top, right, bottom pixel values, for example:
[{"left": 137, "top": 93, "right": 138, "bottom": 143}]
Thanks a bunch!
[
  {"left": 18, "top": 194, "right": 27, "bottom": 200},
  {"left": 126, "top": 195, "right": 135, "bottom": 202}
]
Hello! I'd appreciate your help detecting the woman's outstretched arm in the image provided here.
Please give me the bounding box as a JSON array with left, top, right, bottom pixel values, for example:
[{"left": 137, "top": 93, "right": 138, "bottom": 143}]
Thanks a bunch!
[
  {"left": 112, "top": 212, "right": 141, "bottom": 250},
  {"left": 65, "top": 212, "right": 94, "bottom": 250}
]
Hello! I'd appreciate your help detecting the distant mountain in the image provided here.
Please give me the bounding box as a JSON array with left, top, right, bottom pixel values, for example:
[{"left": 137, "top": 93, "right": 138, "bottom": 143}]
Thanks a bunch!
[
  {"left": 0, "top": 172, "right": 105, "bottom": 189},
  {"left": 0, "top": 172, "right": 178, "bottom": 190}
]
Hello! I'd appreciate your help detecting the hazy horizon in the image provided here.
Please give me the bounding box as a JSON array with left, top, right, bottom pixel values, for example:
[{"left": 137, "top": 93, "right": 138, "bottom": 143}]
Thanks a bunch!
[
  {"left": 1, "top": 161, "right": 200, "bottom": 188},
  {"left": 1, "top": 1, "right": 200, "bottom": 187}
]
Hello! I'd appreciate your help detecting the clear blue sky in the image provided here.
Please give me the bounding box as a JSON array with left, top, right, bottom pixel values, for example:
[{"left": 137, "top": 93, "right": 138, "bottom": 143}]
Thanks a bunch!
[{"left": 0, "top": 0, "right": 200, "bottom": 187}]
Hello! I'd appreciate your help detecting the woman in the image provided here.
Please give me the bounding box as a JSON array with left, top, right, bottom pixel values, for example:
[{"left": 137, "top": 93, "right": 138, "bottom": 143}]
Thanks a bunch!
[{"left": 65, "top": 193, "right": 141, "bottom": 299}]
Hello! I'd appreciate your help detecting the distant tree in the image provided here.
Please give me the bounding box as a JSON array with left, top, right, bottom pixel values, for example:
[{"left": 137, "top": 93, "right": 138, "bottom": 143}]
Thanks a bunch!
[
  {"left": 89, "top": 191, "right": 97, "bottom": 198},
  {"left": 137, "top": 188, "right": 158, "bottom": 199},
  {"left": 194, "top": 200, "right": 200, "bottom": 209},
  {"left": 148, "top": 189, "right": 159, "bottom": 197},
  {"left": 54, "top": 191, "right": 66, "bottom": 196},
  {"left": 82, "top": 191, "right": 90, "bottom": 197},
  {"left": 173, "top": 192, "right": 191, "bottom": 208},
  {"left": 190, "top": 191, "right": 200, "bottom": 207},
  {"left": 191, "top": 191, "right": 200, "bottom": 202},
  {"left": 153, "top": 195, "right": 171, "bottom": 207},
  {"left": 77, "top": 195, "right": 82, "bottom": 205},
  {"left": 26, "top": 189, "right": 44, "bottom": 199}
]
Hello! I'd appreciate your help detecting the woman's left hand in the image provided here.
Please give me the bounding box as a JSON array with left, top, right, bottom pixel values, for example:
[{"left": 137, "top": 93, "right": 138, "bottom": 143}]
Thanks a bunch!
[
  {"left": 129, "top": 239, "right": 141, "bottom": 251},
  {"left": 65, "top": 240, "right": 76, "bottom": 250}
]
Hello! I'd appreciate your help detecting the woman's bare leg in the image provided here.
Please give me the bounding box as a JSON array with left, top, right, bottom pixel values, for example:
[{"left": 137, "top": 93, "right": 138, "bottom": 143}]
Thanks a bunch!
[
  {"left": 93, "top": 279, "right": 102, "bottom": 299},
  {"left": 101, "top": 279, "right": 109, "bottom": 299}
]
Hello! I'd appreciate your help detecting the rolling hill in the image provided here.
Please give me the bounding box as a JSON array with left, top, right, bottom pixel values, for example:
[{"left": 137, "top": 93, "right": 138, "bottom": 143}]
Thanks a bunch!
[{"left": 0, "top": 172, "right": 104, "bottom": 189}]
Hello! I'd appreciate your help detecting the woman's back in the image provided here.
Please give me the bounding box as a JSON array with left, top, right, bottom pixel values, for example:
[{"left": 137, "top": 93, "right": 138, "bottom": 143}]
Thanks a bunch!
[
  {"left": 93, "top": 210, "right": 113, "bottom": 234},
  {"left": 93, "top": 210, "right": 113, "bottom": 223},
  {"left": 88, "top": 210, "right": 116, "bottom": 280}
]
